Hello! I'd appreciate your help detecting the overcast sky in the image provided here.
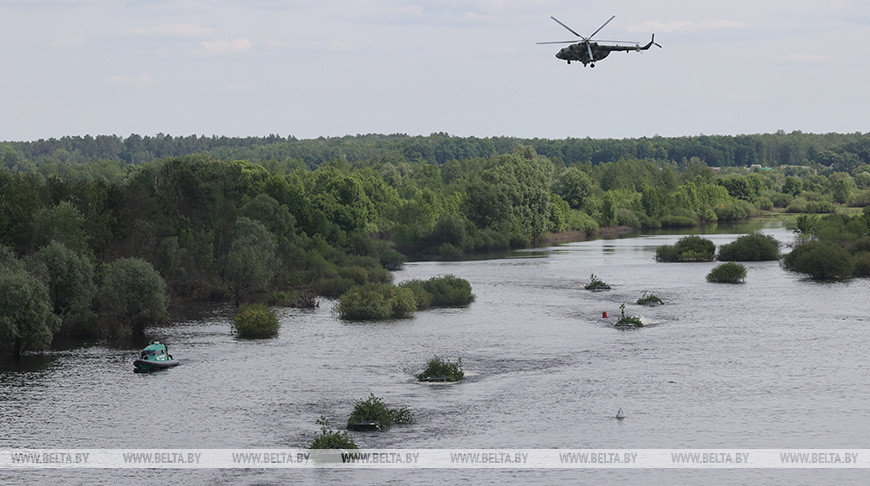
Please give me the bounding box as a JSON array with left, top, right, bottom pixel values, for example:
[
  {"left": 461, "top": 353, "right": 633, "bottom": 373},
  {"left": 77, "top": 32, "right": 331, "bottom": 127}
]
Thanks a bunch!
[{"left": 1, "top": 0, "right": 869, "bottom": 141}]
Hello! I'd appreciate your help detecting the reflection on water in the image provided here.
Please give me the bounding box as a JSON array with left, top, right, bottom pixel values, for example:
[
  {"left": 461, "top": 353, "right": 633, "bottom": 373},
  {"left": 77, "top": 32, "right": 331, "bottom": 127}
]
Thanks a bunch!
[{"left": 2, "top": 221, "right": 869, "bottom": 485}]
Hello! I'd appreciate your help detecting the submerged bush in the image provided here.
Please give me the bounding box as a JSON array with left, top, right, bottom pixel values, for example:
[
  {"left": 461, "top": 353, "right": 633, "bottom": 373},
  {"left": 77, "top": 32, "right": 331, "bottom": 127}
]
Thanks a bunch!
[
  {"left": 615, "top": 303, "right": 643, "bottom": 327},
  {"left": 584, "top": 273, "right": 611, "bottom": 290},
  {"left": 233, "top": 303, "right": 280, "bottom": 338},
  {"left": 398, "top": 280, "right": 434, "bottom": 309},
  {"left": 706, "top": 262, "right": 747, "bottom": 283},
  {"left": 782, "top": 241, "right": 854, "bottom": 280},
  {"left": 309, "top": 416, "right": 358, "bottom": 450},
  {"left": 717, "top": 232, "right": 780, "bottom": 261},
  {"left": 390, "top": 407, "right": 414, "bottom": 424},
  {"left": 337, "top": 283, "right": 417, "bottom": 320},
  {"left": 656, "top": 235, "right": 716, "bottom": 262},
  {"left": 421, "top": 275, "right": 474, "bottom": 307},
  {"left": 636, "top": 291, "right": 663, "bottom": 306},
  {"left": 417, "top": 356, "right": 464, "bottom": 382},
  {"left": 346, "top": 393, "right": 413, "bottom": 430}
]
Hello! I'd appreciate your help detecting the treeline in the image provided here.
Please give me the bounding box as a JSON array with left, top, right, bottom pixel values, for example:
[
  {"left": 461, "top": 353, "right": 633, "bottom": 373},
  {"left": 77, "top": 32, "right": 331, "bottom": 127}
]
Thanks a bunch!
[
  {"left": 4, "top": 131, "right": 870, "bottom": 173},
  {"left": 2, "top": 138, "right": 870, "bottom": 357}
]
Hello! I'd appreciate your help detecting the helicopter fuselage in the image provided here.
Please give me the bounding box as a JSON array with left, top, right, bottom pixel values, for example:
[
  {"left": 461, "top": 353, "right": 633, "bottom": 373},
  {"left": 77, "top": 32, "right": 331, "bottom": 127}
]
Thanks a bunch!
[{"left": 556, "top": 42, "right": 610, "bottom": 66}]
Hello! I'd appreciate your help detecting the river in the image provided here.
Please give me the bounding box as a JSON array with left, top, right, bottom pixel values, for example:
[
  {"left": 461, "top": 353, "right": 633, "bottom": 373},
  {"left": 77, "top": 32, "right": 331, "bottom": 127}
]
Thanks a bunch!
[{"left": 2, "top": 220, "right": 868, "bottom": 484}]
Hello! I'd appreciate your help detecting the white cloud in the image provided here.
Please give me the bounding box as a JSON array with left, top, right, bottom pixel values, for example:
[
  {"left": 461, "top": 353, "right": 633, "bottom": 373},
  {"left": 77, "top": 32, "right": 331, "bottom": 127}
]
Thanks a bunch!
[{"left": 198, "top": 37, "right": 252, "bottom": 55}]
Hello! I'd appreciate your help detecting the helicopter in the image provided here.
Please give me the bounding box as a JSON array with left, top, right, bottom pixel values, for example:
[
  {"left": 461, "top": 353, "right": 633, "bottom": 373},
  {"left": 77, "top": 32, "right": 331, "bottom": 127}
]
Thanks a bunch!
[{"left": 537, "top": 16, "right": 660, "bottom": 67}]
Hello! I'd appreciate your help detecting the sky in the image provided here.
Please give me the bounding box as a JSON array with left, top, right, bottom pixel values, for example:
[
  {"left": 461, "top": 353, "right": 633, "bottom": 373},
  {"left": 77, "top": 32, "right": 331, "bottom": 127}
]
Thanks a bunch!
[{"left": 1, "top": 0, "right": 869, "bottom": 142}]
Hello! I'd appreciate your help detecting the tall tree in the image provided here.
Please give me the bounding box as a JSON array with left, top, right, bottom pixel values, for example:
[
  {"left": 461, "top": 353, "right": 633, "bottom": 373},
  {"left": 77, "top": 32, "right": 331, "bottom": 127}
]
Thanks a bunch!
[
  {"left": 0, "top": 258, "right": 61, "bottom": 360},
  {"left": 98, "top": 258, "right": 169, "bottom": 336}
]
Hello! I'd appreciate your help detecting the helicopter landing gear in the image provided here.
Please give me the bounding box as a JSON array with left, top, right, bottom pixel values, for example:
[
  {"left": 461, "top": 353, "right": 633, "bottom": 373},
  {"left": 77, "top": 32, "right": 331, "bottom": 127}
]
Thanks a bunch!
[{"left": 590, "top": 63, "right": 595, "bottom": 68}]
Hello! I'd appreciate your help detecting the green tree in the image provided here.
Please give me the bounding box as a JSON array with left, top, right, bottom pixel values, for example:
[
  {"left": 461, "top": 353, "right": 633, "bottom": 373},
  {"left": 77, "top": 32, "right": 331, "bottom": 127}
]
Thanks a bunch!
[
  {"left": 224, "top": 217, "right": 279, "bottom": 305},
  {"left": 782, "top": 176, "right": 803, "bottom": 196},
  {"left": 98, "top": 257, "right": 169, "bottom": 336},
  {"left": 0, "top": 264, "right": 61, "bottom": 360},
  {"left": 28, "top": 241, "right": 96, "bottom": 335},
  {"left": 30, "top": 201, "right": 89, "bottom": 254},
  {"left": 553, "top": 167, "right": 593, "bottom": 209}
]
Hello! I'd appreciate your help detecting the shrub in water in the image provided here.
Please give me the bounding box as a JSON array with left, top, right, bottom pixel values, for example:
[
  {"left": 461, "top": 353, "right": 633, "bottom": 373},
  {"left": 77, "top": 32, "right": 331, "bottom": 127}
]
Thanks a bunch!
[
  {"left": 584, "top": 273, "right": 611, "bottom": 290},
  {"left": 615, "top": 303, "right": 644, "bottom": 327},
  {"left": 233, "top": 303, "right": 280, "bottom": 338},
  {"left": 706, "top": 262, "right": 747, "bottom": 284},
  {"left": 347, "top": 393, "right": 413, "bottom": 430},
  {"left": 717, "top": 232, "right": 780, "bottom": 261},
  {"left": 656, "top": 235, "right": 715, "bottom": 262},
  {"left": 309, "top": 416, "right": 358, "bottom": 450},
  {"left": 782, "top": 241, "right": 854, "bottom": 280},
  {"left": 399, "top": 279, "right": 434, "bottom": 310},
  {"left": 337, "top": 283, "right": 416, "bottom": 320},
  {"left": 636, "top": 291, "right": 663, "bottom": 306},
  {"left": 390, "top": 407, "right": 414, "bottom": 424},
  {"left": 422, "top": 275, "right": 475, "bottom": 307},
  {"left": 417, "top": 356, "right": 464, "bottom": 382}
]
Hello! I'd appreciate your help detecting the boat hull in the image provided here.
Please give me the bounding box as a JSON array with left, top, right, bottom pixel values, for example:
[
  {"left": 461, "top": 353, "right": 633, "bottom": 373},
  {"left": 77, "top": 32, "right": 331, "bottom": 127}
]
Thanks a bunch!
[{"left": 133, "top": 358, "right": 179, "bottom": 373}]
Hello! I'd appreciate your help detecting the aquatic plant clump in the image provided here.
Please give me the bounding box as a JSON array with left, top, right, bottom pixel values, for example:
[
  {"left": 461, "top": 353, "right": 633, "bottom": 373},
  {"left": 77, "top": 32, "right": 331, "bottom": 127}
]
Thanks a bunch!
[
  {"left": 636, "top": 291, "right": 663, "bottom": 306},
  {"left": 584, "top": 273, "right": 611, "bottom": 290},
  {"left": 390, "top": 407, "right": 414, "bottom": 424},
  {"left": 233, "top": 303, "right": 280, "bottom": 338},
  {"left": 717, "top": 232, "right": 780, "bottom": 261},
  {"left": 706, "top": 262, "right": 747, "bottom": 284},
  {"left": 655, "top": 235, "right": 716, "bottom": 262},
  {"left": 347, "top": 393, "right": 413, "bottom": 430},
  {"left": 417, "top": 356, "right": 464, "bottom": 382},
  {"left": 782, "top": 241, "right": 855, "bottom": 281},
  {"left": 309, "top": 416, "right": 358, "bottom": 450},
  {"left": 615, "top": 303, "right": 644, "bottom": 327},
  {"left": 421, "top": 274, "right": 475, "bottom": 307},
  {"left": 337, "top": 283, "right": 416, "bottom": 320}
]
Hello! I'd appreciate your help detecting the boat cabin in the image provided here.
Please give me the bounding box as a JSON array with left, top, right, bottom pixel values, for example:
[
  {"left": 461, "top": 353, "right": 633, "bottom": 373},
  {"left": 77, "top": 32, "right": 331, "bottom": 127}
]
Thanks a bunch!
[{"left": 139, "top": 341, "right": 172, "bottom": 361}]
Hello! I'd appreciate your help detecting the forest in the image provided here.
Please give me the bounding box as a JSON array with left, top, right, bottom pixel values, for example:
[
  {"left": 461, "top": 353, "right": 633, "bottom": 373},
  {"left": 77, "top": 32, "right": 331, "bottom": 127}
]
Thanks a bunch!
[{"left": 1, "top": 131, "right": 869, "bottom": 358}]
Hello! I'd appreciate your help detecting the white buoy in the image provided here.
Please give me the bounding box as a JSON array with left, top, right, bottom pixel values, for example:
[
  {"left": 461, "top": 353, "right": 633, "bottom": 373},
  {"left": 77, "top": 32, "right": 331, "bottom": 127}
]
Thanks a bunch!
[{"left": 616, "top": 408, "right": 625, "bottom": 420}]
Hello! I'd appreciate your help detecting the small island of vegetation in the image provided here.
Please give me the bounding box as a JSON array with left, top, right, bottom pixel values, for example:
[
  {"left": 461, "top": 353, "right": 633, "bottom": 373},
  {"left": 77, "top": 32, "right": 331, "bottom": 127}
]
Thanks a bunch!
[
  {"left": 656, "top": 235, "right": 716, "bottom": 262},
  {"left": 717, "top": 232, "right": 780, "bottom": 261},
  {"left": 584, "top": 273, "right": 611, "bottom": 290},
  {"left": 636, "top": 291, "right": 664, "bottom": 306},
  {"left": 347, "top": 393, "right": 413, "bottom": 431},
  {"left": 309, "top": 416, "right": 358, "bottom": 450},
  {"left": 782, "top": 210, "right": 870, "bottom": 280},
  {"left": 233, "top": 303, "right": 280, "bottom": 338},
  {"left": 417, "top": 356, "right": 464, "bottom": 382},
  {"left": 706, "top": 262, "right": 748, "bottom": 284},
  {"left": 614, "top": 303, "right": 644, "bottom": 328}
]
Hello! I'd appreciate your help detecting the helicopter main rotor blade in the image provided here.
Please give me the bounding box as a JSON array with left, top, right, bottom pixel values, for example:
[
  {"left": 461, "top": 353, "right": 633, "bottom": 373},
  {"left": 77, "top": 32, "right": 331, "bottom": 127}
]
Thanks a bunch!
[
  {"left": 536, "top": 40, "right": 580, "bottom": 44},
  {"left": 550, "top": 16, "right": 585, "bottom": 38},
  {"left": 586, "top": 42, "right": 594, "bottom": 63},
  {"left": 588, "top": 15, "right": 615, "bottom": 40}
]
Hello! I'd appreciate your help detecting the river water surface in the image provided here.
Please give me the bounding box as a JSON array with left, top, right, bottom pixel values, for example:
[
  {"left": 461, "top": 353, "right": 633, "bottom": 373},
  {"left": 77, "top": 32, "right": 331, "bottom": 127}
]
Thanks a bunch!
[{"left": 2, "top": 222, "right": 869, "bottom": 484}]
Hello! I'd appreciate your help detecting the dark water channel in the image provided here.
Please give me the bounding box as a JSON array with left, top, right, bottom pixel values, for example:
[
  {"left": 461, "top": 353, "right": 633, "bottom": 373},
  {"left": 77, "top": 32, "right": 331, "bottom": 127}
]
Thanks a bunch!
[{"left": 2, "top": 221, "right": 869, "bottom": 484}]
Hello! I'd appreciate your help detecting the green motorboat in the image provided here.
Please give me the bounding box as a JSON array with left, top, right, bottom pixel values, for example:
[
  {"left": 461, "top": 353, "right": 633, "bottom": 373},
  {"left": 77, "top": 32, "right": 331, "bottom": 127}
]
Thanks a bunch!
[{"left": 133, "top": 341, "right": 179, "bottom": 373}]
